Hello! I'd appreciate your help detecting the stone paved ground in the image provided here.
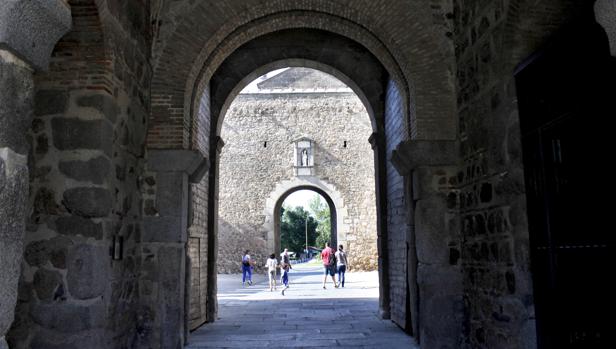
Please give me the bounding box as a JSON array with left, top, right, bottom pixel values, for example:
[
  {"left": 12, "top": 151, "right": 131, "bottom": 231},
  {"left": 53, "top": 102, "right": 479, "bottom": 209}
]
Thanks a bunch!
[{"left": 187, "top": 262, "right": 418, "bottom": 348}]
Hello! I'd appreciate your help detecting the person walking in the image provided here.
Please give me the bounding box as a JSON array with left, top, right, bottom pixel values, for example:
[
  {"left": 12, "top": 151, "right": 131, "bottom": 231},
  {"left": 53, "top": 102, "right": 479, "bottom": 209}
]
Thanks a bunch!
[
  {"left": 335, "top": 244, "right": 348, "bottom": 287},
  {"left": 241, "top": 250, "right": 253, "bottom": 286},
  {"left": 266, "top": 253, "right": 278, "bottom": 291},
  {"left": 321, "top": 242, "right": 337, "bottom": 289},
  {"left": 280, "top": 248, "right": 292, "bottom": 295}
]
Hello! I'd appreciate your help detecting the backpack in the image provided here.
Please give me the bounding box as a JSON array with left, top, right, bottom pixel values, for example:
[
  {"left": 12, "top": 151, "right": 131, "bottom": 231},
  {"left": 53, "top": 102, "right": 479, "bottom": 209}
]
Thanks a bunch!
[
  {"left": 242, "top": 255, "right": 250, "bottom": 266},
  {"left": 328, "top": 249, "right": 337, "bottom": 266}
]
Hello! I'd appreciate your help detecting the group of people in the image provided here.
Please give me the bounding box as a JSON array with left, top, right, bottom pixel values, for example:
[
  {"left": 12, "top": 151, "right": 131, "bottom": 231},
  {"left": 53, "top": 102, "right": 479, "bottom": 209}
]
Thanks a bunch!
[
  {"left": 320, "top": 242, "right": 348, "bottom": 289},
  {"left": 240, "top": 243, "right": 349, "bottom": 295}
]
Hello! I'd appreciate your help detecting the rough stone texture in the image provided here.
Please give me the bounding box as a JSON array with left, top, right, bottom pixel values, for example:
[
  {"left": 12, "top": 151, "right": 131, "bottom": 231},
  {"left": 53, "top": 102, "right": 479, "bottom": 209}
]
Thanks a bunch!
[
  {"left": 140, "top": 149, "right": 207, "bottom": 347},
  {"left": 9, "top": 1, "right": 151, "bottom": 346},
  {"left": 34, "top": 89, "right": 68, "bottom": 116},
  {"left": 32, "top": 268, "right": 63, "bottom": 301},
  {"left": 2, "top": 1, "right": 604, "bottom": 348},
  {"left": 51, "top": 118, "right": 113, "bottom": 155},
  {"left": 58, "top": 156, "right": 111, "bottom": 184},
  {"left": 217, "top": 68, "right": 377, "bottom": 274},
  {"left": 0, "top": 0, "right": 71, "bottom": 70},
  {"left": 66, "top": 244, "right": 107, "bottom": 300},
  {"left": 62, "top": 187, "right": 112, "bottom": 218},
  {"left": 449, "top": 1, "right": 589, "bottom": 347},
  {"left": 0, "top": 52, "right": 33, "bottom": 346},
  {"left": 0, "top": 52, "right": 34, "bottom": 154},
  {"left": 30, "top": 301, "right": 105, "bottom": 332}
]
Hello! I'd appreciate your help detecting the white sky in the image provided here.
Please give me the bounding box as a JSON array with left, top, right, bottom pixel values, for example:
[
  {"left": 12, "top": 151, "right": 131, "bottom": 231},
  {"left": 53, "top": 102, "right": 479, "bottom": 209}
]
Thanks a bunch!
[{"left": 283, "top": 190, "right": 322, "bottom": 210}]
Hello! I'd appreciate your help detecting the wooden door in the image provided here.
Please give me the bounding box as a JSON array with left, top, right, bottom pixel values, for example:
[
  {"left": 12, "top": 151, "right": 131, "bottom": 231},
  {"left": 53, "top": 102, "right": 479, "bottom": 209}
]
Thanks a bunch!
[{"left": 516, "top": 15, "right": 615, "bottom": 348}]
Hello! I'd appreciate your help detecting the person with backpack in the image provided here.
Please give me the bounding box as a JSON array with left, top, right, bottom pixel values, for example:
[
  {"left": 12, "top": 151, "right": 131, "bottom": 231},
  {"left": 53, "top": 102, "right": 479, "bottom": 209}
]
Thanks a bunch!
[
  {"left": 335, "top": 244, "right": 349, "bottom": 287},
  {"left": 321, "top": 242, "right": 338, "bottom": 289},
  {"left": 280, "top": 248, "right": 292, "bottom": 295},
  {"left": 241, "top": 250, "right": 253, "bottom": 286}
]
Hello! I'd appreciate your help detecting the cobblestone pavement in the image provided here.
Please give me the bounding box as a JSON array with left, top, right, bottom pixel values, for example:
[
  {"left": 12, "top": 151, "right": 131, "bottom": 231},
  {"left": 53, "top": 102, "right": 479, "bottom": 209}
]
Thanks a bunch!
[{"left": 186, "top": 262, "right": 418, "bottom": 348}]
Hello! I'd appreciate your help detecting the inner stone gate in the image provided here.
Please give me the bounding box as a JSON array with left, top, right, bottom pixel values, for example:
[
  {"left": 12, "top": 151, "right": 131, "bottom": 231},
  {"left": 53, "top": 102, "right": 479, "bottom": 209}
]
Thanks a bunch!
[{"left": 217, "top": 68, "right": 378, "bottom": 274}]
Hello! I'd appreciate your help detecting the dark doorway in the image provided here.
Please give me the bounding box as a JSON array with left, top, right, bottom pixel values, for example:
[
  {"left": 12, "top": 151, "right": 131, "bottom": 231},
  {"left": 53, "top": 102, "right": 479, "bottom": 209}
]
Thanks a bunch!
[{"left": 516, "top": 13, "right": 616, "bottom": 349}]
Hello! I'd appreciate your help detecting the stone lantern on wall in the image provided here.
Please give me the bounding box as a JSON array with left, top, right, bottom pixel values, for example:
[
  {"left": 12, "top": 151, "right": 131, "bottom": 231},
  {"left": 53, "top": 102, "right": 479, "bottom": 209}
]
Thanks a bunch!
[{"left": 293, "top": 137, "right": 314, "bottom": 176}]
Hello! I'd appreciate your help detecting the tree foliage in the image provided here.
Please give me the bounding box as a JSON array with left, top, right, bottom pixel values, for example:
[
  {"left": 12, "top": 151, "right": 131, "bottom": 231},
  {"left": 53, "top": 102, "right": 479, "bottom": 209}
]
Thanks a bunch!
[
  {"left": 309, "top": 195, "right": 331, "bottom": 248},
  {"left": 280, "top": 205, "right": 318, "bottom": 255}
]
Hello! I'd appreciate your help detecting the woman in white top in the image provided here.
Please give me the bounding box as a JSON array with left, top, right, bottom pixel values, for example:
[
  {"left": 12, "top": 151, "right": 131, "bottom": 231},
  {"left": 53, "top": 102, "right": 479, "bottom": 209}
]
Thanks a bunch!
[{"left": 266, "top": 253, "right": 278, "bottom": 291}]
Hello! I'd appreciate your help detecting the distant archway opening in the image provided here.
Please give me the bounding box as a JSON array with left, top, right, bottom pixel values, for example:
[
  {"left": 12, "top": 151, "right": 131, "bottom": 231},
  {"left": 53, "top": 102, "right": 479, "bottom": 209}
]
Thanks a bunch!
[{"left": 275, "top": 187, "right": 337, "bottom": 259}]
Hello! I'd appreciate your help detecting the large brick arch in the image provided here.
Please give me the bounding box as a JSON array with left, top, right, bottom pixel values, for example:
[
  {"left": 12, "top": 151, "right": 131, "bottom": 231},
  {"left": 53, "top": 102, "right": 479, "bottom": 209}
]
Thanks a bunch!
[
  {"left": 215, "top": 59, "right": 379, "bottom": 135},
  {"left": 208, "top": 31, "right": 387, "bottom": 138},
  {"left": 149, "top": 0, "right": 459, "bottom": 150}
]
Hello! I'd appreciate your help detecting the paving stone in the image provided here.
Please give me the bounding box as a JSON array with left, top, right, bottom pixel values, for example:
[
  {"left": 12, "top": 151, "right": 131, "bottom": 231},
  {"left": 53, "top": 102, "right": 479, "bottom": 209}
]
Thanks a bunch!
[{"left": 187, "top": 263, "right": 417, "bottom": 348}]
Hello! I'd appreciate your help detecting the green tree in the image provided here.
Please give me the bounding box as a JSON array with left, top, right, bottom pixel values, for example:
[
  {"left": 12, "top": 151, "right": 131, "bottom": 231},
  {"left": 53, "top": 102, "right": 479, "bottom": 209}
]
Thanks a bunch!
[
  {"left": 309, "top": 195, "right": 331, "bottom": 249},
  {"left": 280, "top": 205, "right": 318, "bottom": 256}
]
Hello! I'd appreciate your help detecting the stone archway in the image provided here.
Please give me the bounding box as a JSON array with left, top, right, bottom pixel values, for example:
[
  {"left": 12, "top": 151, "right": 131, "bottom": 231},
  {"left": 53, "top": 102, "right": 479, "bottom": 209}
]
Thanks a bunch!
[{"left": 264, "top": 179, "right": 348, "bottom": 258}]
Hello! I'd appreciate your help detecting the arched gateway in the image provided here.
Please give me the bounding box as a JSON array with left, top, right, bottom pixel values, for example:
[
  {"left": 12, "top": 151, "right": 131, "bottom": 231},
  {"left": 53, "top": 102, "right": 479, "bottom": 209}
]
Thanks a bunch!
[{"left": 216, "top": 68, "right": 377, "bottom": 274}]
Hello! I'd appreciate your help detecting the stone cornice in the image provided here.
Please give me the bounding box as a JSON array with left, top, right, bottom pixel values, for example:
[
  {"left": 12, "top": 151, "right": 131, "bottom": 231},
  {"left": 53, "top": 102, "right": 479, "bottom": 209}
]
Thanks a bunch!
[
  {"left": 0, "top": 0, "right": 71, "bottom": 70},
  {"left": 391, "top": 140, "right": 458, "bottom": 176}
]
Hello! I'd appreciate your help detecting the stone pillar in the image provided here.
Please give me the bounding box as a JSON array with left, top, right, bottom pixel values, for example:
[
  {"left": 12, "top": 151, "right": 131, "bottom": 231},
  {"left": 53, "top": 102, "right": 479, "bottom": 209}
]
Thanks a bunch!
[
  {"left": 0, "top": 2, "right": 70, "bottom": 347},
  {"left": 391, "top": 140, "right": 463, "bottom": 349},
  {"left": 206, "top": 137, "right": 224, "bottom": 323},
  {"left": 595, "top": 0, "right": 616, "bottom": 57},
  {"left": 0, "top": 53, "right": 32, "bottom": 349},
  {"left": 143, "top": 149, "right": 207, "bottom": 349},
  {"left": 369, "top": 132, "right": 391, "bottom": 319}
]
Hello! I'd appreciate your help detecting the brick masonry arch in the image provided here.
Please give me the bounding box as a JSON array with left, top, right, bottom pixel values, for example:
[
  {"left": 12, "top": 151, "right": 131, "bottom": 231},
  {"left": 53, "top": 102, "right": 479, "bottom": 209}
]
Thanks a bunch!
[
  {"left": 216, "top": 59, "right": 379, "bottom": 135},
  {"left": 148, "top": 9, "right": 459, "bottom": 331},
  {"left": 148, "top": 1, "right": 459, "bottom": 150},
  {"left": 204, "top": 31, "right": 391, "bottom": 323}
]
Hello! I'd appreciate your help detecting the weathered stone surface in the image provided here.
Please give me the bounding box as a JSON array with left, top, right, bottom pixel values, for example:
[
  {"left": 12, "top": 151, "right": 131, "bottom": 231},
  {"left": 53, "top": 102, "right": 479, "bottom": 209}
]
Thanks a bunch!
[
  {"left": 0, "top": 54, "right": 34, "bottom": 153},
  {"left": 142, "top": 216, "right": 183, "bottom": 243},
  {"left": 24, "top": 236, "right": 72, "bottom": 268},
  {"left": 0, "top": 148, "right": 29, "bottom": 338},
  {"left": 30, "top": 301, "right": 105, "bottom": 332},
  {"left": 35, "top": 133, "right": 49, "bottom": 155},
  {"left": 29, "top": 328, "right": 105, "bottom": 349},
  {"left": 76, "top": 94, "right": 119, "bottom": 123},
  {"left": 217, "top": 69, "right": 377, "bottom": 273},
  {"left": 55, "top": 215, "right": 103, "bottom": 240},
  {"left": 0, "top": 0, "right": 71, "bottom": 70},
  {"left": 66, "top": 244, "right": 108, "bottom": 300},
  {"left": 32, "top": 268, "right": 63, "bottom": 301},
  {"left": 51, "top": 118, "right": 113, "bottom": 155},
  {"left": 159, "top": 246, "right": 184, "bottom": 349},
  {"left": 34, "top": 90, "right": 68, "bottom": 116},
  {"left": 59, "top": 156, "right": 110, "bottom": 184},
  {"left": 62, "top": 187, "right": 111, "bottom": 218},
  {"left": 33, "top": 187, "right": 61, "bottom": 215}
]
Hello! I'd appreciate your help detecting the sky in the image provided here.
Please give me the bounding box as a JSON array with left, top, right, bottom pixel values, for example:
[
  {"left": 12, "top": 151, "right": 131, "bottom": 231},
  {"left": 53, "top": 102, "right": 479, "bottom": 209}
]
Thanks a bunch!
[{"left": 283, "top": 190, "right": 322, "bottom": 211}]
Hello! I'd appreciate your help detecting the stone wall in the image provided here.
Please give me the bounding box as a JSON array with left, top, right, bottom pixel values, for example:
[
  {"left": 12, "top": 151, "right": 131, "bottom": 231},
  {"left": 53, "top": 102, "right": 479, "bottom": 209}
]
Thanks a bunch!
[
  {"left": 450, "top": 0, "right": 576, "bottom": 347},
  {"left": 7, "top": 1, "right": 151, "bottom": 348},
  {"left": 217, "top": 90, "right": 377, "bottom": 274}
]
